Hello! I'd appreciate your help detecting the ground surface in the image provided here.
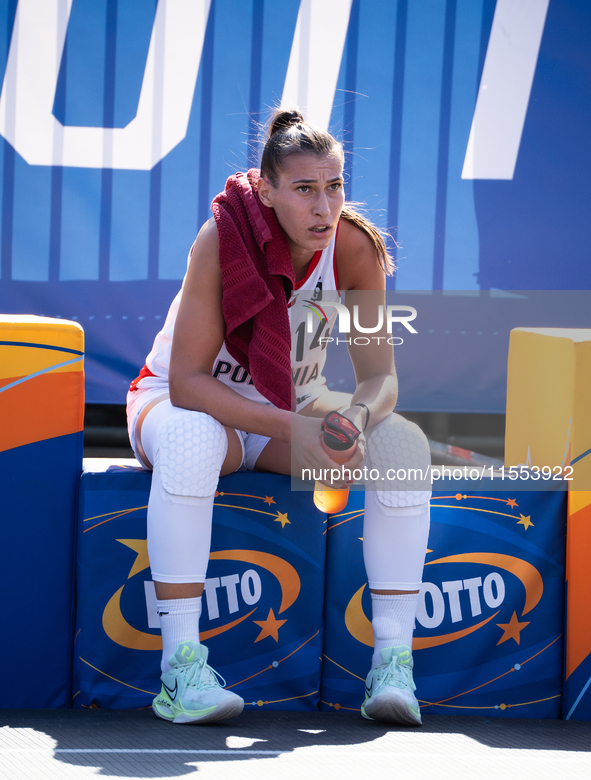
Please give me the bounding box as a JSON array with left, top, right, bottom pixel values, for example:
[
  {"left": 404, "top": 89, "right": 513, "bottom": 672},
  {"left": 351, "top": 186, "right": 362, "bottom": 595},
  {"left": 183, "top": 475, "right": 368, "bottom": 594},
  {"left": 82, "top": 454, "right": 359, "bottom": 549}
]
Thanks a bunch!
[{"left": 0, "top": 710, "right": 589, "bottom": 779}]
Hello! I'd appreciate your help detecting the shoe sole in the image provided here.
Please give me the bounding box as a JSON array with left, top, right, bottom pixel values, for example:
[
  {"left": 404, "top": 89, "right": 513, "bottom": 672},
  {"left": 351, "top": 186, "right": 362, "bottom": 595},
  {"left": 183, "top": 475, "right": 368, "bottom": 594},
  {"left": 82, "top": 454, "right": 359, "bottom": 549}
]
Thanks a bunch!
[
  {"left": 153, "top": 696, "right": 244, "bottom": 725},
  {"left": 362, "top": 697, "right": 422, "bottom": 726}
]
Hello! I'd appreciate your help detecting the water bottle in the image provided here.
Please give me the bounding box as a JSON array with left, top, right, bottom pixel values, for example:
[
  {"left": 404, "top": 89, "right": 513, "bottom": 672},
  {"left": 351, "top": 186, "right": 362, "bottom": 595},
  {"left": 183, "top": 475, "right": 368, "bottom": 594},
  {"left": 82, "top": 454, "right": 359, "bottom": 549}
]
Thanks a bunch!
[{"left": 313, "top": 411, "right": 360, "bottom": 514}]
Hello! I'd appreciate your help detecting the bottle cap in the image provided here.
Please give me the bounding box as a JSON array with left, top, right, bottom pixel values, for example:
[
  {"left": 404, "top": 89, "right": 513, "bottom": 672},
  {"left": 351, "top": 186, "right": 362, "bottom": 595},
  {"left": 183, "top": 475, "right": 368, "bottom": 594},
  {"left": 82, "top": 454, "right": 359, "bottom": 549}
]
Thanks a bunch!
[{"left": 321, "top": 411, "right": 361, "bottom": 451}]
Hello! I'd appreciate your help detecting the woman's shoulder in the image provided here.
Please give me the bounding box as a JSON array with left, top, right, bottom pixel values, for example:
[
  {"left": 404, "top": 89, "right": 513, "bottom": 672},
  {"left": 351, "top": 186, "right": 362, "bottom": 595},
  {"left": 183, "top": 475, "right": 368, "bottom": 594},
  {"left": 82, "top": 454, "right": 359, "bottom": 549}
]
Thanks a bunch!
[
  {"left": 335, "top": 216, "right": 385, "bottom": 291},
  {"left": 184, "top": 218, "right": 221, "bottom": 289},
  {"left": 188, "top": 218, "right": 219, "bottom": 265},
  {"left": 337, "top": 215, "right": 370, "bottom": 248},
  {"left": 196, "top": 217, "right": 219, "bottom": 247}
]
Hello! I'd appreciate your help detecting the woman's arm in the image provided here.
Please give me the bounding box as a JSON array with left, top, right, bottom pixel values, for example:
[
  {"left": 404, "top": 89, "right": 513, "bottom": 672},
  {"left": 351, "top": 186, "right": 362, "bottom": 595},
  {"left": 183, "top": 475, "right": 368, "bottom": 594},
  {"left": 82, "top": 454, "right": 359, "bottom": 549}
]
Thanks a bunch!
[
  {"left": 335, "top": 219, "right": 398, "bottom": 434},
  {"left": 168, "top": 219, "right": 291, "bottom": 443}
]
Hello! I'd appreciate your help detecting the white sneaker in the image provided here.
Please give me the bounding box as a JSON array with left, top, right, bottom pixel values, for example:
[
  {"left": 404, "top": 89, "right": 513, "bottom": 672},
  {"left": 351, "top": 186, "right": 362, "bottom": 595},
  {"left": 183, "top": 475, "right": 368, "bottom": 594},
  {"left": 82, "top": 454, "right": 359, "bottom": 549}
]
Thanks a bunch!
[
  {"left": 152, "top": 641, "right": 244, "bottom": 724},
  {"left": 361, "top": 646, "right": 422, "bottom": 726}
]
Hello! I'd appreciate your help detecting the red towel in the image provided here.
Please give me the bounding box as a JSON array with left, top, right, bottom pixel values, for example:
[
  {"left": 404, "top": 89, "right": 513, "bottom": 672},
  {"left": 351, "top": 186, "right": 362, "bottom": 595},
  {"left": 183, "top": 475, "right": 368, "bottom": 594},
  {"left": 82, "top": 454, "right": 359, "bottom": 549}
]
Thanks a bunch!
[{"left": 211, "top": 169, "right": 296, "bottom": 412}]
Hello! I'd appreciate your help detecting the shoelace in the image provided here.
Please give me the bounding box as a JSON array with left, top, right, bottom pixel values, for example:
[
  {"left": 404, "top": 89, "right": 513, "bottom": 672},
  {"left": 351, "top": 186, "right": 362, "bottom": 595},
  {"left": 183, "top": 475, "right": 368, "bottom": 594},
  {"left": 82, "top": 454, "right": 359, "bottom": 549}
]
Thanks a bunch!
[
  {"left": 379, "top": 658, "right": 415, "bottom": 691},
  {"left": 181, "top": 658, "right": 228, "bottom": 691}
]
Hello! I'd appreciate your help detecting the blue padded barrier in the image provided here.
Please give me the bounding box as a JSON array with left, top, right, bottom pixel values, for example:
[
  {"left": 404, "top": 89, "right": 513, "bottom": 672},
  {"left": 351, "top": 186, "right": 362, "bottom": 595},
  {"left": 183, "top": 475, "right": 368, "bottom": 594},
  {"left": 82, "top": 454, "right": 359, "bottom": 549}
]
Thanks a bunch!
[
  {"left": 320, "top": 485, "right": 567, "bottom": 719},
  {"left": 1, "top": 434, "right": 82, "bottom": 708},
  {"left": 74, "top": 465, "right": 569, "bottom": 718},
  {"left": 74, "top": 468, "right": 326, "bottom": 711}
]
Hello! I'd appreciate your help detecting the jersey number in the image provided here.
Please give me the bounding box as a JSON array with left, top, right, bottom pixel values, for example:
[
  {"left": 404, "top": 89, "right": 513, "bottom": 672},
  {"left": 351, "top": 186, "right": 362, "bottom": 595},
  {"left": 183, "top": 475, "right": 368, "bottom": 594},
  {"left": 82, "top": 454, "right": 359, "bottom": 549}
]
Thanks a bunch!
[{"left": 294, "top": 318, "right": 330, "bottom": 363}]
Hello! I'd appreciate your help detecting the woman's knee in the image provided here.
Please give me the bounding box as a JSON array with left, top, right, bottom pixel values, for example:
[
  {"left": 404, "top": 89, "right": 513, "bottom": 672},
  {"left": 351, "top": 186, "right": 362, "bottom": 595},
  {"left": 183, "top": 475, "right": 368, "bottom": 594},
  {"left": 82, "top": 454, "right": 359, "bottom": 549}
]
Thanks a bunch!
[
  {"left": 365, "top": 413, "right": 431, "bottom": 502},
  {"left": 155, "top": 407, "right": 229, "bottom": 498},
  {"left": 367, "top": 414, "right": 430, "bottom": 469}
]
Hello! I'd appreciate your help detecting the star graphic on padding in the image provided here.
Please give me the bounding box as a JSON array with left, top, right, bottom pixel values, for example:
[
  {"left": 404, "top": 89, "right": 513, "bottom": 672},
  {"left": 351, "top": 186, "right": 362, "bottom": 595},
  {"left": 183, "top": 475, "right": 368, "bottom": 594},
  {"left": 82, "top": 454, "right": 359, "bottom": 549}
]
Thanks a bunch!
[
  {"left": 274, "top": 511, "right": 290, "bottom": 528},
  {"left": 517, "top": 514, "right": 534, "bottom": 530},
  {"left": 263, "top": 496, "right": 276, "bottom": 506},
  {"left": 496, "top": 611, "right": 530, "bottom": 645},
  {"left": 506, "top": 498, "right": 518, "bottom": 508},
  {"left": 253, "top": 608, "right": 287, "bottom": 643},
  {"left": 117, "top": 538, "right": 149, "bottom": 578}
]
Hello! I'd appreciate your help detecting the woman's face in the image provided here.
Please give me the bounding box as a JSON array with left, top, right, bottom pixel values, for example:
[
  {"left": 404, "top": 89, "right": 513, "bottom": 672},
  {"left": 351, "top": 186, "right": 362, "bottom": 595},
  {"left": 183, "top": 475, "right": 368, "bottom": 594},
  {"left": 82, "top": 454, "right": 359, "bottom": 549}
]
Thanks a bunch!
[{"left": 258, "top": 151, "right": 345, "bottom": 262}]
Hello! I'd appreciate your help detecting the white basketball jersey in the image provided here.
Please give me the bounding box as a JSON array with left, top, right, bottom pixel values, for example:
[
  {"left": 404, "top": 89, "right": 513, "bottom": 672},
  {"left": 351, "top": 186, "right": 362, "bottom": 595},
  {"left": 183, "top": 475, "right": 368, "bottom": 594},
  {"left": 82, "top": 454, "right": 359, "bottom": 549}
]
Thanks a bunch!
[
  {"left": 130, "top": 228, "right": 340, "bottom": 410},
  {"left": 287, "top": 232, "right": 340, "bottom": 407}
]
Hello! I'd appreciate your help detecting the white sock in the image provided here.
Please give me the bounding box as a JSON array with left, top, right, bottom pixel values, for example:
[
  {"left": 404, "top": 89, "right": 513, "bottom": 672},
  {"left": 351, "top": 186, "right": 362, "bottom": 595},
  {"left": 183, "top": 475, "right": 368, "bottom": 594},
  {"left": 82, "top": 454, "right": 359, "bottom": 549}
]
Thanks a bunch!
[
  {"left": 371, "top": 592, "right": 419, "bottom": 668},
  {"left": 156, "top": 596, "right": 202, "bottom": 673}
]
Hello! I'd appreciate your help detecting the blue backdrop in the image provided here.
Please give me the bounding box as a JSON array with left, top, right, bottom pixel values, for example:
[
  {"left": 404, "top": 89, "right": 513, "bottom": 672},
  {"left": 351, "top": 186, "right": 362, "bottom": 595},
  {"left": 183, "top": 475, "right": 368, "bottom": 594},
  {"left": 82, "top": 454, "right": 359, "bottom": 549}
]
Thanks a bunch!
[{"left": 0, "top": 0, "right": 589, "bottom": 406}]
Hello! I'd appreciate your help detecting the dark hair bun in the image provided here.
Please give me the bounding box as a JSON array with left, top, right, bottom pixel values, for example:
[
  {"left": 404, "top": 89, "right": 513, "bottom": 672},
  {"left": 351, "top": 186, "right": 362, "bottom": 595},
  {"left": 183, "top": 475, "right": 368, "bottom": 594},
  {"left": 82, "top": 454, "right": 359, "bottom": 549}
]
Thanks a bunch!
[{"left": 268, "top": 108, "right": 305, "bottom": 137}]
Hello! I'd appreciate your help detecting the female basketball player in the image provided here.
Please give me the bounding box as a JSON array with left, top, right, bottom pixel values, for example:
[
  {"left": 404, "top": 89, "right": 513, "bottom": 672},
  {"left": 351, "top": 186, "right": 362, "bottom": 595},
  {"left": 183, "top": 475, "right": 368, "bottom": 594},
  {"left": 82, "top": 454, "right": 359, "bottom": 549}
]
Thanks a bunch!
[{"left": 127, "top": 110, "right": 431, "bottom": 726}]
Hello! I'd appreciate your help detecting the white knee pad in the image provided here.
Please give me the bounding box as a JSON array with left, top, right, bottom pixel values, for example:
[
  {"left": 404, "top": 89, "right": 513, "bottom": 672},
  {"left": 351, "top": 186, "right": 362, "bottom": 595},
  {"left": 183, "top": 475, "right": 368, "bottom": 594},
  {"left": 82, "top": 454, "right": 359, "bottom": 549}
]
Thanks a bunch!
[
  {"left": 366, "top": 414, "right": 431, "bottom": 507},
  {"left": 376, "top": 489, "right": 431, "bottom": 509},
  {"left": 158, "top": 409, "right": 227, "bottom": 499}
]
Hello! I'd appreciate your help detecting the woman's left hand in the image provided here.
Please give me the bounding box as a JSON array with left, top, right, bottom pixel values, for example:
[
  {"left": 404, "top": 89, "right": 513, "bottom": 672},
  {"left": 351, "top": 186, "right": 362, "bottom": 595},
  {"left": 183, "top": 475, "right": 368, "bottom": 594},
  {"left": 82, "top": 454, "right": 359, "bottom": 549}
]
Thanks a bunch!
[{"left": 290, "top": 413, "right": 366, "bottom": 487}]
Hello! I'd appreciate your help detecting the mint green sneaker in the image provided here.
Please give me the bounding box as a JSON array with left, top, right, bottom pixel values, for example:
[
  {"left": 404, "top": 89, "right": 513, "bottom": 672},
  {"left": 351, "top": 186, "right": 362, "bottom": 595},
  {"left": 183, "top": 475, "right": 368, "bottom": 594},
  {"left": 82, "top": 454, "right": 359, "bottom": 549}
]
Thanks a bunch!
[
  {"left": 361, "top": 646, "right": 422, "bottom": 726},
  {"left": 152, "top": 641, "right": 244, "bottom": 724}
]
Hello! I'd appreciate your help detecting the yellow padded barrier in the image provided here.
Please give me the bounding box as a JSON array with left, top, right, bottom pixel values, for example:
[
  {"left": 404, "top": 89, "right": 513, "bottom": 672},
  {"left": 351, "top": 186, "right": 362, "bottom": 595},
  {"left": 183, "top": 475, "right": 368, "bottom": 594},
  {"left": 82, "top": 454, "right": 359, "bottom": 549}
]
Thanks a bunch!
[
  {"left": 506, "top": 328, "right": 591, "bottom": 489},
  {"left": 506, "top": 327, "right": 591, "bottom": 695},
  {"left": 0, "top": 315, "right": 84, "bottom": 453}
]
